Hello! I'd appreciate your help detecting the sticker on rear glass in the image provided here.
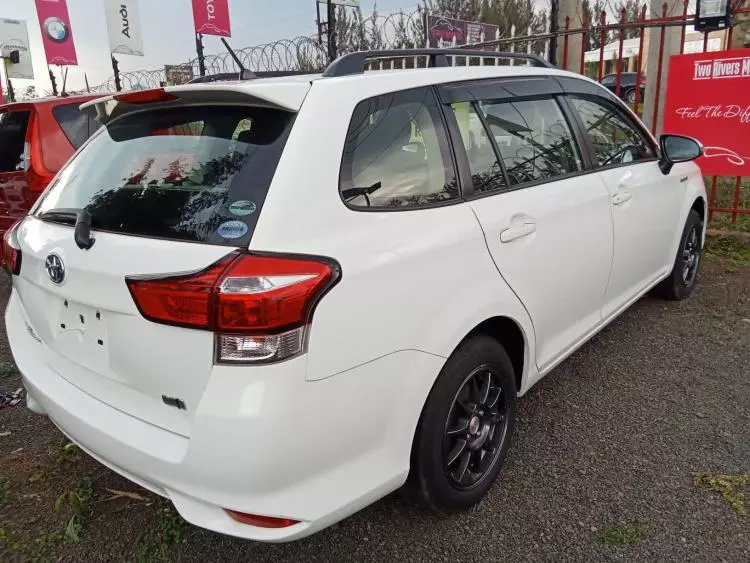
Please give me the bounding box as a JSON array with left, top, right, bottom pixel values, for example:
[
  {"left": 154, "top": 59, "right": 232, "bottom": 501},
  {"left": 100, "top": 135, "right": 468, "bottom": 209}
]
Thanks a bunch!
[
  {"left": 217, "top": 221, "right": 249, "bottom": 239},
  {"left": 229, "top": 200, "right": 257, "bottom": 216}
]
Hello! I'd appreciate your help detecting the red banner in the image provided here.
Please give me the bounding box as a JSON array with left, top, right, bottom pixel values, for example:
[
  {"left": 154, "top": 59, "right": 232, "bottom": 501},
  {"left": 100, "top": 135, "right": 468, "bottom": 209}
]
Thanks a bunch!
[
  {"left": 192, "top": 0, "right": 231, "bottom": 37},
  {"left": 34, "top": 0, "right": 78, "bottom": 65},
  {"left": 663, "top": 49, "right": 750, "bottom": 176}
]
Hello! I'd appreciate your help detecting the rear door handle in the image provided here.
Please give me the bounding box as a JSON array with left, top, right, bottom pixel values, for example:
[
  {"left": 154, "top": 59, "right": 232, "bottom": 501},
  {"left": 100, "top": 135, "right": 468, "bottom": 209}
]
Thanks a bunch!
[
  {"left": 612, "top": 190, "right": 633, "bottom": 205},
  {"left": 500, "top": 221, "right": 536, "bottom": 243}
]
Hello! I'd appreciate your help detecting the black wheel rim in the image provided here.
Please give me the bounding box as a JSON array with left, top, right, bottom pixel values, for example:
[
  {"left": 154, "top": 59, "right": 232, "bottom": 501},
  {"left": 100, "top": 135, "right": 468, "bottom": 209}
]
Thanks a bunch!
[
  {"left": 443, "top": 365, "right": 509, "bottom": 491},
  {"left": 681, "top": 225, "right": 700, "bottom": 286}
]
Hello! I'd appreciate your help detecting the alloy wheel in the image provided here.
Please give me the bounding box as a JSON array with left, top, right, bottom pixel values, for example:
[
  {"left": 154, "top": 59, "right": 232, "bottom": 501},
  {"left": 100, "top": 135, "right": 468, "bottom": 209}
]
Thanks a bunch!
[{"left": 443, "top": 365, "right": 509, "bottom": 491}]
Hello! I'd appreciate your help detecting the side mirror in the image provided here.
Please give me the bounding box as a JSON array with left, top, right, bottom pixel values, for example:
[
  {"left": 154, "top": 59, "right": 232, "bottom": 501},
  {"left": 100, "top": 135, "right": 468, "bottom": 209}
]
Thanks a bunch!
[{"left": 658, "top": 134, "right": 703, "bottom": 175}]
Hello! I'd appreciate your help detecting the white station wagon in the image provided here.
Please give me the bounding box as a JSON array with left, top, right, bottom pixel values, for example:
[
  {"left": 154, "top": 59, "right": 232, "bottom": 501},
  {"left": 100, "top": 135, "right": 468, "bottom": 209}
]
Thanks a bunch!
[{"left": 4, "top": 49, "right": 706, "bottom": 542}]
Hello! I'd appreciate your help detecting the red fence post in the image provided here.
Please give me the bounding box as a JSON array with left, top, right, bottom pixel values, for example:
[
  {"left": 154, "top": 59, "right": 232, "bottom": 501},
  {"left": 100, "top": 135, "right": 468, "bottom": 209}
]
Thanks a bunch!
[
  {"left": 732, "top": 177, "right": 742, "bottom": 223},
  {"left": 709, "top": 176, "right": 718, "bottom": 223},
  {"left": 562, "top": 16, "right": 570, "bottom": 70},
  {"left": 598, "top": 11, "right": 607, "bottom": 82},
  {"left": 580, "top": 14, "right": 588, "bottom": 75},
  {"left": 651, "top": 3, "right": 669, "bottom": 134},
  {"left": 634, "top": 4, "right": 647, "bottom": 115},
  {"left": 615, "top": 8, "right": 626, "bottom": 98}
]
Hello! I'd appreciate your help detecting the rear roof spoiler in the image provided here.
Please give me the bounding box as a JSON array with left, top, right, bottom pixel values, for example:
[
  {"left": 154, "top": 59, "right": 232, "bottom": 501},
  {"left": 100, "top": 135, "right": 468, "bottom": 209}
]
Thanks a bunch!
[{"left": 79, "top": 81, "right": 312, "bottom": 124}]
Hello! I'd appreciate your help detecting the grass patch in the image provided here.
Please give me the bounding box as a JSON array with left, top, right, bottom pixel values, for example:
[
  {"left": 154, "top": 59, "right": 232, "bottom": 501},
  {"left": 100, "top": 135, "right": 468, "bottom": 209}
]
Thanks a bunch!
[
  {"left": 0, "top": 361, "right": 18, "bottom": 379},
  {"left": 595, "top": 522, "right": 649, "bottom": 546},
  {"left": 704, "top": 236, "right": 750, "bottom": 268},
  {"left": 693, "top": 472, "right": 750, "bottom": 517},
  {"left": 136, "top": 506, "right": 187, "bottom": 562},
  {"left": 53, "top": 442, "right": 81, "bottom": 467},
  {"left": 54, "top": 476, "right": 95, "bottom": 543},
  {"left": 706, "top": 176, "right": 750, "bottom": 233}
]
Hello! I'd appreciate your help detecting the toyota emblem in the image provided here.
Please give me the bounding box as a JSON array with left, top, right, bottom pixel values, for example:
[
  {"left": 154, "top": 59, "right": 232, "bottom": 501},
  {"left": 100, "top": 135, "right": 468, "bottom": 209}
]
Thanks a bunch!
[{"left": 45, "top": 254, "right": 65, "bottom": 285}]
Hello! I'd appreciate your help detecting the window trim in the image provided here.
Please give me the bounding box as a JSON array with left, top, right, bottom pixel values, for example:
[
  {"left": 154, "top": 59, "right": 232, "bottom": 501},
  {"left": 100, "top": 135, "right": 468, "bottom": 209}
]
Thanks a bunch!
[
  {"left": 442, "top": 91, "right": 589, "bottom": 200},
  {"left": 337, "top": 85, "right": 464, "bottom": 213},
  {"left": 565, "top": 93, "right": 660, "bottom": 174}
]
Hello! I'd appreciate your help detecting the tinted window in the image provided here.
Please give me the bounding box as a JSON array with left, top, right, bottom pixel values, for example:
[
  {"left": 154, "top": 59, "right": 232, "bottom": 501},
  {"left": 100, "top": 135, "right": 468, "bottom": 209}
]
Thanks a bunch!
[
  {"left": 477, "top": 97, "right": 582, "bottom": 186},
  {"left": 601, "top": 75, "right": 617, "bottom": 86},
  {"left": 570, "top": 96, "right": 655, "bottom": 167},
  {"left": 52, "top": 103, "right": 99, "bottom": 149},
  {"left": 36, "top": 105, "right": 293, "bottom": 245},
  {"left": 450, "top": 102, "right": 507, "bottom": 194},
  {"left": 340, "top": 87, "right": 457, "bottom": 209},
  {"left": 0, "top": 110, "right": 30, "bottom": 173}
]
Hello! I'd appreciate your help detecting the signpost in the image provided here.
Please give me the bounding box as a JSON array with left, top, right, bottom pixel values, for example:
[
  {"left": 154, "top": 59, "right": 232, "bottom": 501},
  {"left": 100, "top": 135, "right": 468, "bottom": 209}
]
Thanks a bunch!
[{"left": 663, "top": 48, "right": 750, "bottom": 176}]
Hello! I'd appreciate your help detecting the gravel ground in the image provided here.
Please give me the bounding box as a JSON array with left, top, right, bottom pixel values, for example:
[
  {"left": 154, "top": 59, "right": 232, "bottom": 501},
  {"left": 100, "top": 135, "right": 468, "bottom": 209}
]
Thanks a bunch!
[{"left": 1, "top": 253, "right": 748, "bottom": 562}]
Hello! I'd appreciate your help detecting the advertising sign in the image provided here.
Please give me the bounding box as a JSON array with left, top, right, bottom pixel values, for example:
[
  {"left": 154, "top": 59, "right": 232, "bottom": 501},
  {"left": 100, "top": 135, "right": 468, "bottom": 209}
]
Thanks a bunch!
[
  {"left": 164, "top": 64, "right": 194, "bottom": 85},
  {"left": 192, "top": 0, "right": 231, "bottom": 37},
  {"left": 0, "top": 19, "right": 35, "bottom": 79},
  {"left": 34, "top": 0, "right": 78, "bottom": 65},
  {"left": 105, "top": 0, "right": 144, "bottom": 56},
  {"left": 426, "top": 15, "right": 498, "bottom": 49},
  {"left": 317, "top": 0, "right": 361, "bottom": 6},
  {"left": 663, "top": 49, "right": 750, "bottom": 176}
]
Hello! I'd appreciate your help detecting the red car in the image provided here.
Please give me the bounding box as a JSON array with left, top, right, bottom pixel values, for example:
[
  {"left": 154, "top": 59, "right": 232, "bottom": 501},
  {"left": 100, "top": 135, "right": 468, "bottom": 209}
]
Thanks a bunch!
[{"left": 0, "top": 94, "right": 103, "bottom": 237}]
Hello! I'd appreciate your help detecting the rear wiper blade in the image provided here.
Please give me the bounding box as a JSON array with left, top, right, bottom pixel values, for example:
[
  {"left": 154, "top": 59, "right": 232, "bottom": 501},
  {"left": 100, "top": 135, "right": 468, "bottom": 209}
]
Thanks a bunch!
[
  {"left": 341, "top": 181, "right": 382, "bottom": 201},
  {"left": 38, "top": 208, "right": 95, "bottom": 250}
]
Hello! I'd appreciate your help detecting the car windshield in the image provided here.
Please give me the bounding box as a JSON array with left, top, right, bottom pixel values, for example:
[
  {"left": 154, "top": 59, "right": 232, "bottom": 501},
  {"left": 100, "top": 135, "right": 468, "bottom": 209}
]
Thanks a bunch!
[{"left": 35, "top": 105, "right": 294, "bottom": 246}]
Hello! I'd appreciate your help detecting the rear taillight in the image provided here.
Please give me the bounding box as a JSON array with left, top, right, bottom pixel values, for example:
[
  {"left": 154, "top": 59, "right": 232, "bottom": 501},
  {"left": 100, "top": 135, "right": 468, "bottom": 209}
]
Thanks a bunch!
[
  {"left": 126, "top": 253, "right": 340, "bottom": 364},
  {"left": 2, "top": 220, "right": 23, "bottom": 276}
]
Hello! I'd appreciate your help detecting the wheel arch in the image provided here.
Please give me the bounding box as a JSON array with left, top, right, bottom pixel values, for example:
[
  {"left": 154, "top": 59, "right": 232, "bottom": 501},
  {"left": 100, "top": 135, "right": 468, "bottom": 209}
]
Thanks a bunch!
[{"left": 460, "top": 316, "right": 527, "bottom": 394}]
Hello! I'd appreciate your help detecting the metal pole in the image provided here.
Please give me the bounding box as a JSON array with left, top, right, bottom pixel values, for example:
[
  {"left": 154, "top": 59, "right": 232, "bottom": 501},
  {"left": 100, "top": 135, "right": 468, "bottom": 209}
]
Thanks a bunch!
[
  {"left": 111, "top": 56, "right": 122, "bottom": 92},
  {"left": 327, "top": 0, "right": 337, "bottom": 62},
  {"left": 548, "top": 0, "right": 559, "bottom": 65},
  {"left": 1, "top": 59, "right": 14, "bottom": 102},
  {"left": 48, "top": 66, "right": 58, "bottom": 97},
  {"left": 196, "top": 33, "right": 206, "bottom": 77}
]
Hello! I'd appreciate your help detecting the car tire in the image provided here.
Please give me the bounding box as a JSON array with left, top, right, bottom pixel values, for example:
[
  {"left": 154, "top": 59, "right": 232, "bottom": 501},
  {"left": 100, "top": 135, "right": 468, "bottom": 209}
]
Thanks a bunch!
[
  {"left": 625, "top": 88, "right": 637, "bottom": 104},
  {"left": 407, "top": 335, "right": 517, "bottom": 512},
  {"left": 653, "top": 209, "right": 703, "bottom": 300}
]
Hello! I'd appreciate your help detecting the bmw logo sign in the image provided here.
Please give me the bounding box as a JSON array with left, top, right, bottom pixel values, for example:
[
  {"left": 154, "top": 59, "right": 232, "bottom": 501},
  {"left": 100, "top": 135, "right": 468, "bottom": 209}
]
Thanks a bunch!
[{"left": 43, "top": 17, "right": 69, "bottom": 43}]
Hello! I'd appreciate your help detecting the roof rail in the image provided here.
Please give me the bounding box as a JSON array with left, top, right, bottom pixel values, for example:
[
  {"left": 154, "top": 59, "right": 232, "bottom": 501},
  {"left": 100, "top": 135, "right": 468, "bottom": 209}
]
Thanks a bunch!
[{"left": 322, "top": 49, "right": 554, "bottom": 78}]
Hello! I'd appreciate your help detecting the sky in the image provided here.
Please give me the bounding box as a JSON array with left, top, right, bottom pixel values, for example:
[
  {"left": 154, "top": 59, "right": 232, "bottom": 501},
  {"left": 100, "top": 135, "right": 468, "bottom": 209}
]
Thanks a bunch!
[{"left": 0, "top": 0, "right": 422, "bottom": 93}]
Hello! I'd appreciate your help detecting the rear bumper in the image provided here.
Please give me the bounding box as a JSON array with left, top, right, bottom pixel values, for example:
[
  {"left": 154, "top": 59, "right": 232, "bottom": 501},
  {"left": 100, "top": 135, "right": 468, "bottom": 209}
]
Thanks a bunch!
[{"left": 6, "top": 289, "right": 444, "bottom": 542}]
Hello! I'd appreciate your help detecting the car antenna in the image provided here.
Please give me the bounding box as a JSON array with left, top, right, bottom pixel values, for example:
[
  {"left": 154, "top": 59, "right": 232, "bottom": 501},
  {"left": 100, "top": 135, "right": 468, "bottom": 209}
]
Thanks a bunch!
[{"left": 220, "top": 38, "right": 256, "bottom": 80}]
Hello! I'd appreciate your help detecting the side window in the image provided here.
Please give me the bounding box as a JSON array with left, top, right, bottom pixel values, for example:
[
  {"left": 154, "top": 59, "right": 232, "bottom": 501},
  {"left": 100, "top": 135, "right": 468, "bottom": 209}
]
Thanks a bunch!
[
  {"left": 450, "top": 102, "right": 507, "bottom": 194},
  {"left": 0, "top": 110, "right": 31, "bottom": 172},
  {"left": 477, "top": 97, "right": 582, "bottom": 186},
  {"left": 340, "top": 87, "right": 458, "bottom": 209},
  {"left": 569, "top": 96, "right": 655, "bottom": 167}
]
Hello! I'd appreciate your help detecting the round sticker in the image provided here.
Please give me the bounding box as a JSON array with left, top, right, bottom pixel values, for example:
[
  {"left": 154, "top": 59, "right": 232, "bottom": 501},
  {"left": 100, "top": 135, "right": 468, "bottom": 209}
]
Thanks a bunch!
[
  {"left": 229, "top": 200, "right": 257, "bottom": 216},
  {"left": 217, "top": 221, "right": 249, "bottom": 239}
]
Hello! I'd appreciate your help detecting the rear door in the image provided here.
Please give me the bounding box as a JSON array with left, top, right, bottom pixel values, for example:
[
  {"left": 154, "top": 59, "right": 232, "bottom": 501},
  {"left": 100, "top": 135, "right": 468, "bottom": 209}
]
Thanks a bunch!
[
  {"left": 12, "top": 99, "right": 296, "bottom": 435},
  {"left": 441, "top": 79, "right": 614, "bottom": 371},
  {"left": 0, "top": 107, "right": 32, "bottom": 233}
]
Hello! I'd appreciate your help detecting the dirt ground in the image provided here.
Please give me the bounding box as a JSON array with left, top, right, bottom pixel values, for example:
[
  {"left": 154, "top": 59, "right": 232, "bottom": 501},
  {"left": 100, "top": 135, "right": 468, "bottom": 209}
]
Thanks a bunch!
[{"left": 1, "top": 242, "right": 748, "bottom": 562}]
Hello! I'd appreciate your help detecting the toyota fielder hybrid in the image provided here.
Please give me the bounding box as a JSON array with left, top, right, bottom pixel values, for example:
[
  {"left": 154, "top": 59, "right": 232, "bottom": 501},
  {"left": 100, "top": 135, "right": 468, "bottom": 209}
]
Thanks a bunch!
[{"left": 3, "top": 50, "right": 706, "bottom": 542}]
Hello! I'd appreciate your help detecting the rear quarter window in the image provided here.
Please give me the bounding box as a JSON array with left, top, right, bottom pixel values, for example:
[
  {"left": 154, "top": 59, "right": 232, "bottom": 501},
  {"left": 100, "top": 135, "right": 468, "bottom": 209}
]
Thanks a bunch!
[
  {"left": 52, "top": 103, "right": 101, "bottom": 149},
  {"left": 0, "top": 110, "right": 31, "bottom": 173},
  {"left": 36, "top": 105, "right": 294, "bottom": 245},
  {"left": 339, "top": 87, "right": 458, "bottom": 209}
]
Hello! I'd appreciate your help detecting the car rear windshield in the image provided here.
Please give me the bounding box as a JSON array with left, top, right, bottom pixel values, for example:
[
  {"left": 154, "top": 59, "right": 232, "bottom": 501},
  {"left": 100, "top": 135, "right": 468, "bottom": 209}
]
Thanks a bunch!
[
  {"left": 35, "top": 105, "right": 294, "bottom": 245},
  {"left": 0, "top": 110, "right": 31, "bottom": 173}
]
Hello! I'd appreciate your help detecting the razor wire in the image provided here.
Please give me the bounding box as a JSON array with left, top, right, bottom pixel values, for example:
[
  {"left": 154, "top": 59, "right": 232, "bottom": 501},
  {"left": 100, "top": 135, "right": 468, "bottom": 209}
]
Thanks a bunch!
[{"left": 88, "top": 10, "right": 425, "bottom": 91}]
